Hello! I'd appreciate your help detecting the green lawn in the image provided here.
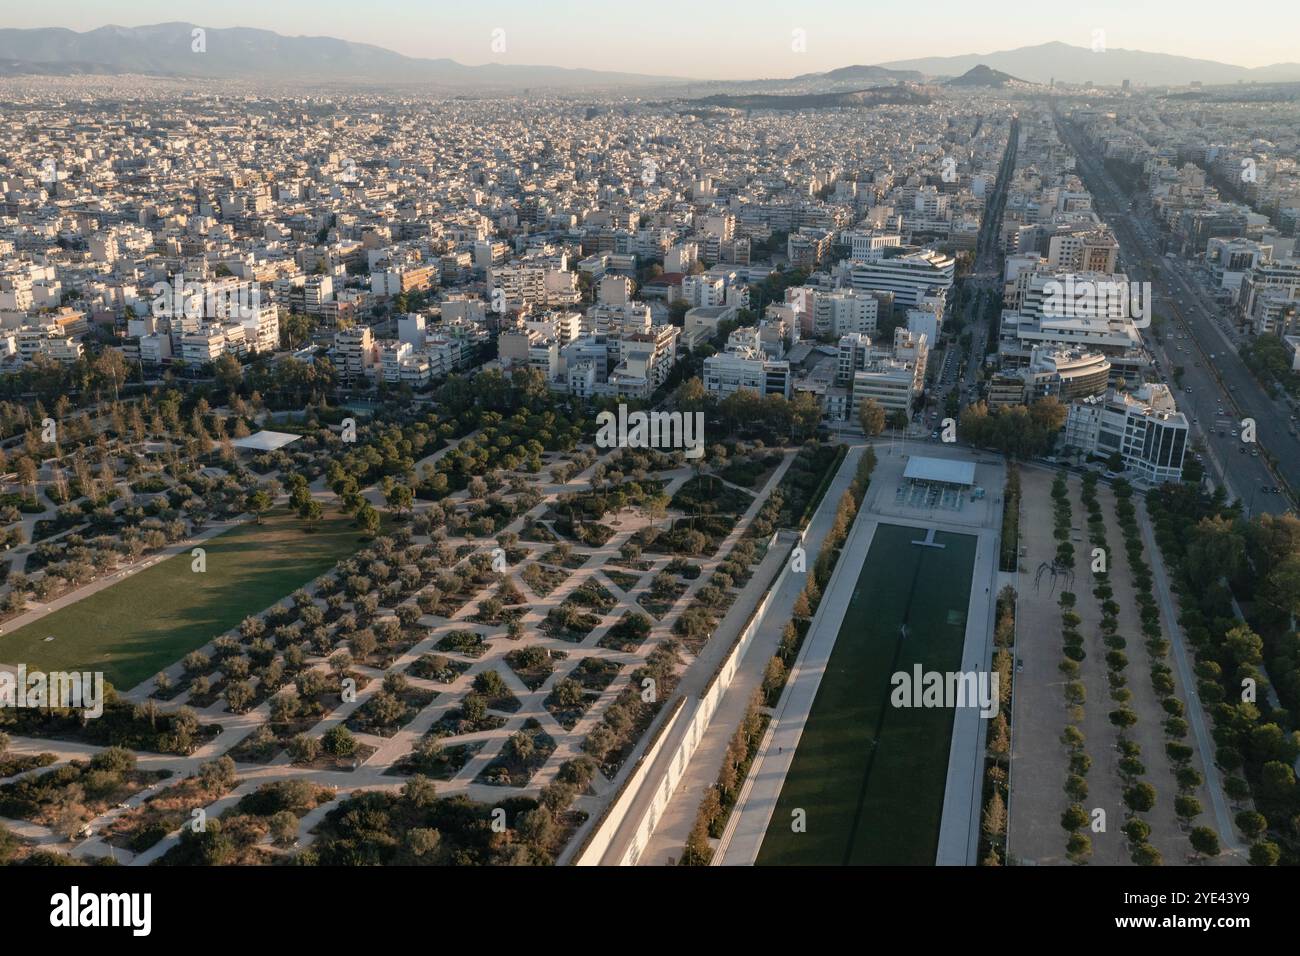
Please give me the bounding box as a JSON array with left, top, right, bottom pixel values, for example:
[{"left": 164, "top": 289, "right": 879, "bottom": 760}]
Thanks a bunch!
[
  {"left": 0, "top": 509, "right": 369, "bottom": 691},
  {"left": 758, "top": 523, "right": 977, "bottom": 865}
]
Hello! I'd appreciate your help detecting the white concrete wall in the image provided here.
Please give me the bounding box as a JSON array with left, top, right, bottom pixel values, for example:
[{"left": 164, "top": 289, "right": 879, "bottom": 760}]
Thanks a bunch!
[{"left": 574, "top": 532, "right": 798, "bottom": 865}]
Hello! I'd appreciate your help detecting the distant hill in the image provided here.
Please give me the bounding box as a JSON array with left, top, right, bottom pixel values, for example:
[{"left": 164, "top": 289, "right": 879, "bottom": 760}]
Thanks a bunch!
[
  {"left": 792, "top": 64, "right": 923, "bottom": 84},
  {"left": 0, "top": 22, "right": 686, "bottom": 89},
  {"left": 878, "top": 41, "right": 1300, "bottom": 86},
  {"left": 944, "top": 64, "right": 1029, "bottom": 87},
  {"left": 688, "top": 86, "right": 932, "bottom": 111}
]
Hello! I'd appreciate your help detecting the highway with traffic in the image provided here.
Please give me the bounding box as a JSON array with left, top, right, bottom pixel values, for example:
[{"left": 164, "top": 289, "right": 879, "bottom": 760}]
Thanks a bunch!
[{"left": 1055, "top": 112, "right": 1297, "bottom": 516}]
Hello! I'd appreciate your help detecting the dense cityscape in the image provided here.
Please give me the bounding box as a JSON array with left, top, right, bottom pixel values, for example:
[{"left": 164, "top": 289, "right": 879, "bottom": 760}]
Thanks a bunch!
[{"left": 0, "top": 5, "right": 1293, "bottom": 934}]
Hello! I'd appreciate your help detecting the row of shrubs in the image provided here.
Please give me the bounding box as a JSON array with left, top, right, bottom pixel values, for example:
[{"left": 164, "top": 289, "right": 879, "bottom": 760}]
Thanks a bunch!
[
  {"left": 978, "top": 586, "right": 1016, "bottom": 865},
  {"left": 1110, "top": 479, "right": 1222, "bottom": 861},
  {"left": 1146, "top": 485, "right": 1290, "bottom": 866}
]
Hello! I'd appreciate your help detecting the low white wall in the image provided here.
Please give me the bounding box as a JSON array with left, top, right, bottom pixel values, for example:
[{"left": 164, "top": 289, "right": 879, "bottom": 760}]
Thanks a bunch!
[
  {"left": 575, "top": 531, "right": 799, "bottom": 865},
  {"left": 572, "top": 696, "right": 686, "bottom": 865}
]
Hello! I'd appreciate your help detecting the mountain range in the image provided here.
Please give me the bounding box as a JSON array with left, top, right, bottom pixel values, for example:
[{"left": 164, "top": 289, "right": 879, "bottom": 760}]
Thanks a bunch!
[
  {"left": 0, "top": 22, "right": 682, "bottom": 88},
  {"left": 879, "top": 41, "right": 1300, "bottom": 86},
  {"left": 1, "top": 24, "right": 1298, "bottom": 90}
]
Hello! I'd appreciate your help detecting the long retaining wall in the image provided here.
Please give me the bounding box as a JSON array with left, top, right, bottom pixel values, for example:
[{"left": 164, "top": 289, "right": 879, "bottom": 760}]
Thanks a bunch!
[
  {"left": 572, "top": 529, "right": 800, "bottom": 865},
  {"left": 567, "top": 696, "right": 687, "bottom": 865}
]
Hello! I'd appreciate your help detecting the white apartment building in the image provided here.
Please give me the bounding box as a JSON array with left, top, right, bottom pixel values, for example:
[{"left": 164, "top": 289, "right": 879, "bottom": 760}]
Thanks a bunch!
[
  {"left": 491, "top": 265, "right": 545, "bottom": 309},
  {"left": 681, "top": 274, "right": 726, "bottom": 308},
  {"left": 441, "top": 294, "right": 488, "bottom": 324},
  {"left": 220, "top": 322, "right": 248, "bottom": 357},
  {"left": 1020, "top": 271, "right": 1137, "bottom": 323},
  {"left": 585, "top": 301, "right": 652, "bottom": 338},
  {"left": 906, "top": 306, "right": 941, "bottom": 348},
  {"left": 837, "top": 333, "right": 873, "bottom": 386},
  {"left": 181, "top": 326, "right": 226, "bottom": 364},
  {"left": 1047, "top": 230, "right": 1119, "bottom": 274},
  {"left": 616, "top": 325, "right": 679, "bottom": 396},
  {"left": 703, "top": 348, "right": 791, "bottom": 400},
  {"left": 839, "top": 327, "right": 928, "bottom": 422},
  {"left": 1205, "top": 238, "right": 1271, "bottom": 301},
  {"left": 379, "top": 341, "right": 414, "bottom": 383},
  {"left": 528, "top": 338, "right": 562, "bottom": 380},
  {"left": 239, "top": 302, "right": 280, "bottom": 354},
  {"left": 703, "top": 325, "right": 791, "bottom": 400},
  {"left": 1237, "top": 258, "right": 1300, "bottom": 334},
  {"left": 16, "top": 325, "right": 84, "bottom": 364},
  {"left": 525, "top": 310, "right": 583, "bottom": 346},
  {"left": 304, "top": 275, "right": 334, "bottom": 315},
  {"left": 335, "top": 326, "right": 376, "bottom": 378},
  {"left": 598, "top": 274, "right": 633, "bottom": 306},
  {"left": 809, "top": 288, "right": 886, "bottom": 337},
  {"left": 664, "top": 243, "right": 699, "bottom": 275},
  {"left": 841, "top": 231, "right": 903, "bottom": 261},
  {"left": 139, "top": 332, "right": 172, "bottom": 365},
  {"left": 398, "top": 313, "right": 427, "bottom": 347}
]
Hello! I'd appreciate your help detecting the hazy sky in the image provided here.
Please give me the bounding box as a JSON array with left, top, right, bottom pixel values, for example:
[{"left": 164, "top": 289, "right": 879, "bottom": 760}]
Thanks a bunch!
[{"left": 8, "top": 0, "right": 1299, "bottom": 79}]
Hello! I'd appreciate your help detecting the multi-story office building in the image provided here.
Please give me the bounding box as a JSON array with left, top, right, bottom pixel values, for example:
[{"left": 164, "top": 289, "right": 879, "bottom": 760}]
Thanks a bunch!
[
  {"left": 988, "top": 348, "right": 1111, "bottom": 408},
  {"left": 847, "top": 248, "right": 955, "bottom": 307},
  {"left": 1064, "top": 384, "right": 1188, "bottom": 484},
  {"left": 851, "top": 362, "right": 921, "bottom": 421}
]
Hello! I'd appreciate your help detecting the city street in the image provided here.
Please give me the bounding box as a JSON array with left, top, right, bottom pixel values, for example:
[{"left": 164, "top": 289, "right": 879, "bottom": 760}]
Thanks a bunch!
[{"left": 1057, "top": 114, "right": 1297, "bottom": 513}]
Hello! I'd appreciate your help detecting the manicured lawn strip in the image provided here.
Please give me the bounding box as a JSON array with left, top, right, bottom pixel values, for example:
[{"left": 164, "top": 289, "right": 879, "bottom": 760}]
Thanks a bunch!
[
  {"left": 757, "top": 523, "right": 976, "bottom": 865},
  {"left": 0, "top": 508, "right": 369, "bottom": 689}
]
